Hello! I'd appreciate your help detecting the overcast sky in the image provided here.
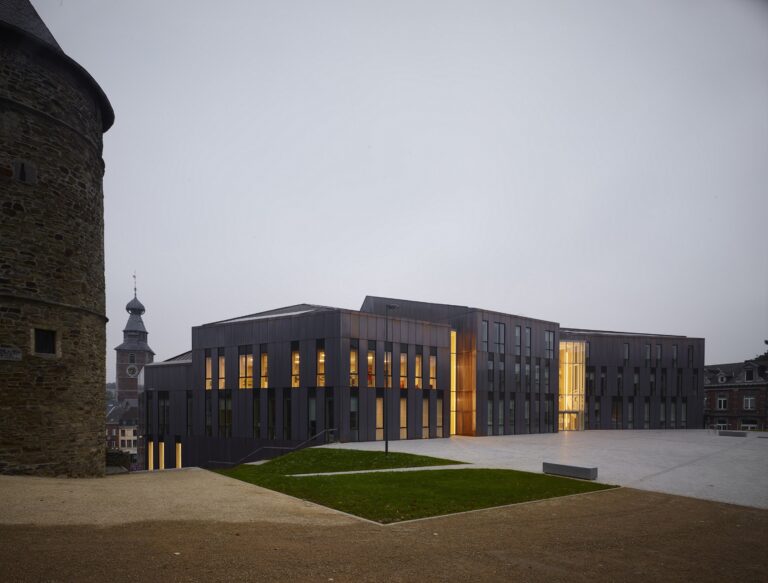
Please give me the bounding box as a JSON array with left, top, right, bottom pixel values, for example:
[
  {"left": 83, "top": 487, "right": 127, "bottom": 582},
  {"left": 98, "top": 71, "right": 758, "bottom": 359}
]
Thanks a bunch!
[{"left": 34, "top": 0, "right": 768, "bottom": 381}]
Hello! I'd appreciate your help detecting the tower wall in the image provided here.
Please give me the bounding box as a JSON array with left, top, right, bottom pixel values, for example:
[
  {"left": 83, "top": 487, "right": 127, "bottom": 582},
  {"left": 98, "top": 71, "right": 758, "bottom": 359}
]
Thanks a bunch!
[{"left": 0, "top": 33, "right": 110, "bottom": 476}]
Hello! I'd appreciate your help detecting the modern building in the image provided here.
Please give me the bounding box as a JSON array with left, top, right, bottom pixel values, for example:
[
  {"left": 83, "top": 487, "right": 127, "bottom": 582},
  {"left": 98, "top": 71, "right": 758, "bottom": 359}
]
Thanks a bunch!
[
  {"left": 140, "top": 296, "right": 705, "bottom": 469},
  {"left": 703, "top": 352, "right": 768, "bottom": 431},
  {"left": 0, "top": 0, "right": 113, "bottom": 476}
]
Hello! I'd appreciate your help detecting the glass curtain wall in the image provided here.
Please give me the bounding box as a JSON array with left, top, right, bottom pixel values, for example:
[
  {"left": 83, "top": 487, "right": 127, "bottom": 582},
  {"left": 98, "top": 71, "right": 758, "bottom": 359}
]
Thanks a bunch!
[{"left": 558, "top": 341, "right": 586, "bottom": 431}]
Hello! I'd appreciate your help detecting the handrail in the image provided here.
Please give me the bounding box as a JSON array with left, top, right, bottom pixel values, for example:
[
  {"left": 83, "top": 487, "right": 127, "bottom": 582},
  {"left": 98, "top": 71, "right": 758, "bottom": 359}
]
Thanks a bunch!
[{"left": 207, "top": 428, "right": 337, "bottom": 467}]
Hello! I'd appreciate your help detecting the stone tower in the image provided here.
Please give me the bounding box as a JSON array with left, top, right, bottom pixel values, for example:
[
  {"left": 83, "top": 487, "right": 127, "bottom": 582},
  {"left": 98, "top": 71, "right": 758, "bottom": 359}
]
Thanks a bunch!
[
  {"left": 0, "top": 0, "right": 114, "bottom": 476},
  {"left": 115, "top": 283, "right": 154, "bottom": 403}
]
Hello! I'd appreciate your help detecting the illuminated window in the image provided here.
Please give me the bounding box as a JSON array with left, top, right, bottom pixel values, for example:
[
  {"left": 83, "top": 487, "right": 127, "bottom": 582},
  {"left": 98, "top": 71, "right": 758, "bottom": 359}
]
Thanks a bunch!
[
  {"left": 367, "top": 341, "right": 376, "bottom": 387},
  {"left": 238, "top": 345, "right": 253, "bottom": 389},
  {"left": 422, "top": 395, "right": 429, "bottom": 438},
  {"left": 376, "top": 397, "right": 384, "bottom": 440},
  {"left": 495, "top": 322, "right": 505, "bottom": 353},
  {"left": 384, "top": 342, "right": 392, "bottom": 389},
  {"left": 415, "top": 349, "right": 423, "bottom": 389},
  {"left": 514, "top": 326, "right": 521, "bottom": 356},
  {"left": 349, "top": 339, "right": 359, "bottom": 387},
  {"left": 558, "top": 341, "right": 585, "bottom": 431},
  {"left": 217, "top": 348, "right": 226, "bottom": 390},
  {"left": 316, "top": 340, "right": 325, "bottom": 387},
  {"left": 399, "top": 346, "right": 408, "bottom": 389},
  {"left": 291, "top": 342, "right": 300, "bottom": 388},
  {"left": 260, "top": 345, "right": 268, "bottom": 389},
  {"left": 480, "top": 320, "right": 488, "bottom": 351},
  {"left": 429, "top": 348, "right": 437, "bottom": 389},
  {"left": 399, "top": 397, "right": 407, "bottom": 439},
  {"left": 204, "top": 349, "right": 212, "bottom": 390},
  {"left": 449, "top": 332, "right": 456, "bottom": 436},
  {"left": 437, "top": 396, "right": 444, "bottom": 437}
]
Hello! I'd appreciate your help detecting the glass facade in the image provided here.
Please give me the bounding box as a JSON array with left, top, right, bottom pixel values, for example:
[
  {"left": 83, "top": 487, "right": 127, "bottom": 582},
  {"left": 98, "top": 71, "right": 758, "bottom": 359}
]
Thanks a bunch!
[{"left": 558, "top": 340, "right": 586, "bottom": 431}]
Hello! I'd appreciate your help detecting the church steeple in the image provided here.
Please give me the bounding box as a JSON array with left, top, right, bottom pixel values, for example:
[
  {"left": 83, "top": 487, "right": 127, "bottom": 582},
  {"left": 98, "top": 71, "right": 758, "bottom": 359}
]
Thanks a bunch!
[{"left": 114, "top": 276, "right": 154, "bottom": 402}]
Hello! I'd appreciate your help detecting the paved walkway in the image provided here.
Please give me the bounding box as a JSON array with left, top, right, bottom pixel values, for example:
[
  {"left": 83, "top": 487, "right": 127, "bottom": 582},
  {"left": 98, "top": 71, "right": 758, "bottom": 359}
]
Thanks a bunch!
[{"left": 322, "top": 429, "right": 768, "bottom": 509}]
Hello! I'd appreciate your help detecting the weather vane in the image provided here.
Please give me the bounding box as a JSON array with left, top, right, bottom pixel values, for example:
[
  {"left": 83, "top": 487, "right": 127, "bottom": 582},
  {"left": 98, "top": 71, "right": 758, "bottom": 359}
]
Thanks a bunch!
[{"left": 133, "top": 271, "right": 137, "bottom": 298}]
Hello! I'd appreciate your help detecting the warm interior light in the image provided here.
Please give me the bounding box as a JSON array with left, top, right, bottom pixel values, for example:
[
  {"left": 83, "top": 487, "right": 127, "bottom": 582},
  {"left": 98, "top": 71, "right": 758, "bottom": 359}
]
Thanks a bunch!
[
  {"left": 558, "top": 341, "right": 586, "bottom": 430},
  {"left": 147, "top": 441, "right": 154, "bottom": 471},
  {"left": 158, "top": 442, "right": 165, "bottom": 470},
  {"left": 450, "top": 331, "right": 457, "bottom": 435},
  {"left": 175, "top": 442, "right": 182, "bottom": 469}
]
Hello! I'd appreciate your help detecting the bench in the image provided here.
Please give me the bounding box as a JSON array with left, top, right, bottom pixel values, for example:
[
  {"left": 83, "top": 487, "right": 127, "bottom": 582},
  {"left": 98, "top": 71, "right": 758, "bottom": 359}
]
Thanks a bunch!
[
  {"left": 543, "top": 462, "right": 598, "bottom": 481},
  {"left": 718, "top": 430, "right": 747, "bottom": 437}
]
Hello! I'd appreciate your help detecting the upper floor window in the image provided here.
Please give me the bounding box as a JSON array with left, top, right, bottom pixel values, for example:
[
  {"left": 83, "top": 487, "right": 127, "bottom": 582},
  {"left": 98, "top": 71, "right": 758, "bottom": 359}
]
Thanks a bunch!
[
  {"left": 544, "top": 331, "right": 555, "bottom": 359},
  {"left": 745, "top": 369, "right": 754, "bottom": 382},
  {"left": 316, "top": 340, "right": 325, "bottom": 387},
  {"left": 687, "top": 345, "right": 694, "bottom": 368},
  {"left": 623, "top": 343, "right": 629, "bottom": 363},
  {"left": 415, "top": 348, "right": 423, "bottom": 389},
  {"left": 672, "top": 345, "right": 678, "bottom": 368},
  {"left": 514, "top": 326, "right": 521, "bottom": 356},
  {"left": 291, "top": 342, "right": 300, "bottom": 388},
  {"left": 129, "top": 353, "right": 136, "bottom": 364},
  {"left": 481, "top": 320, "right": 489, "bottom": 352},
  {"left": 645, "top": 344, "right": 651, "bottom": 367},
  {"left": 656, "top": 344, "right": 662, "bottom": 363},
  {"left": 487, "top": 353, "right": 494, "bottom": 384},
  {"left": 238, "top": 345, "right": 253, "bottom": 389},
  {"left": 367, "top": 340, "right": 376, "bottom": 387},
  {"left": 717, "top": 396, "right": 727, "bottom": 410},
  {"left": 495, "top": 322, "right": 505, "bottom": 353},
  {"left": 259, "top": 344, "right": 269, "bottom": 389},
  {"left": 350, "top": 339, "right": 359, "bottom": 388},
  {"left": 525, "top": 327, "right": 532, "bottom": 357},
  {"left": 204, "top": 349, "right": 212, "bottom": 390},
  {"left": 217, "top": 348, "right": 226, "bottom": 390},
  {"left": 384, "top": 342, "right": 393, "bottom": 389},
  {"left": 33, "top": 328, "right": 57, "bottom": 355},
  {"left": 399, "top": 345, "right": 408, "bottom": 389},
  {"left": 744, "top": 396, "right": 756, "bottom": 410},
  {"left": 429, "top": 347, "right": 437, "bottom": 389}
]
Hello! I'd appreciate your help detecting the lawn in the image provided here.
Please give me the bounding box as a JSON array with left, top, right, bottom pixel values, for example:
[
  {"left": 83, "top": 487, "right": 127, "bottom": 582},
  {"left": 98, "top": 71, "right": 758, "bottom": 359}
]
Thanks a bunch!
[{"left": 215, "top": 449, "right": 615, "bottom": 523}]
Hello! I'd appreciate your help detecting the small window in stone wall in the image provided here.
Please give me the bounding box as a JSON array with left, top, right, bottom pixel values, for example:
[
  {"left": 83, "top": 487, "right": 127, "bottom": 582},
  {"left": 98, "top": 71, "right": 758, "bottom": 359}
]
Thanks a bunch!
[
  {"left": 34, "top": 328, "right": 56, "bottom": 355},
  {"left": 12, "top": 160, "right": 38, "bottom": 185}
]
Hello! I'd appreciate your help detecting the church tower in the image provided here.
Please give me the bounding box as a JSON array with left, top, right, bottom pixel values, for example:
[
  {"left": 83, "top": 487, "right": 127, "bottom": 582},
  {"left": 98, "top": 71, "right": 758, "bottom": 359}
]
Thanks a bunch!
[{"left": 115, "top": 281, "right": 154, "bottom": 403}]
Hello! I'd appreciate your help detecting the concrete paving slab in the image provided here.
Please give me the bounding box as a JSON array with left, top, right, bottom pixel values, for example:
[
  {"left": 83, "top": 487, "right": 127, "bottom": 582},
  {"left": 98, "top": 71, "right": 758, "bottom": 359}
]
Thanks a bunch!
[{"left": 322, "top": 430, "right": 768, "bottom": 509}]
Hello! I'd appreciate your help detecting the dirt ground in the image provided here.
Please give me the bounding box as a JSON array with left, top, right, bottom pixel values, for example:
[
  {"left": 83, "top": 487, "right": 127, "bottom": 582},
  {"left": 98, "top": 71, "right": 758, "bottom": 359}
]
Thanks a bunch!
[{"left": 1, "top": 471, "right": 766, "bottom": 582}]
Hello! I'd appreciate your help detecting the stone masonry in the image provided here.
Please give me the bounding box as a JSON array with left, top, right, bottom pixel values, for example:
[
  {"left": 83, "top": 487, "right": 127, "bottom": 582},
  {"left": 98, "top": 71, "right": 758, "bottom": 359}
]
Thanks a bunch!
[{"left": 0, "top": 3, "right": 113, "bottom": 476}]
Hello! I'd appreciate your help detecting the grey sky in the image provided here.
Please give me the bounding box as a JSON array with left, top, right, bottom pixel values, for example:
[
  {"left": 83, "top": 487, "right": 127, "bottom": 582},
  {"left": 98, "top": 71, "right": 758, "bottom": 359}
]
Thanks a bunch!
[{"left": 33, "top": 0, "right": 768, "bottom": 381}]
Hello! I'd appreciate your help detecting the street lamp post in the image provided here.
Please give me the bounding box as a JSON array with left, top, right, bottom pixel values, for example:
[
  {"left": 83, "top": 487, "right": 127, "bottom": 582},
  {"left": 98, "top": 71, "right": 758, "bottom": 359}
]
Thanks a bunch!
[{"left": 385, "top": 303, "right": 398, "bottom": 455}]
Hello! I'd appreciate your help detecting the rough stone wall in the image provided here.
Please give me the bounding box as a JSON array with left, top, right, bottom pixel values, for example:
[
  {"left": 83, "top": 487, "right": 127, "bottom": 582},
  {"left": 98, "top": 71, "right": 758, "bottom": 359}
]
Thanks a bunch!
[{"left": 0, "top": 40, "right": 107, "bottom": 476}]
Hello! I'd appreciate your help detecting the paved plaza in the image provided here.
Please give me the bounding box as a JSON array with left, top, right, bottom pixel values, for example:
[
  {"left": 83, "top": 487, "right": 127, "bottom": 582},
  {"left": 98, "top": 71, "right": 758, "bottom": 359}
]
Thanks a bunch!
[{"left": 324, "top": 429, "right": 768, "bottom": 509}]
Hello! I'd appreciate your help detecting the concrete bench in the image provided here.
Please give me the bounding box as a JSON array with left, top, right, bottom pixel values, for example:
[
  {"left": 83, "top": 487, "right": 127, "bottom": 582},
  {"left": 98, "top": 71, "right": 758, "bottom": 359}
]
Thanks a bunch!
[
  {"left": 718, "top": 430, "right": 747, "bottom": 437},
  {"left": 543, "top": 462, "right": 598, "bottom": 481}
]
